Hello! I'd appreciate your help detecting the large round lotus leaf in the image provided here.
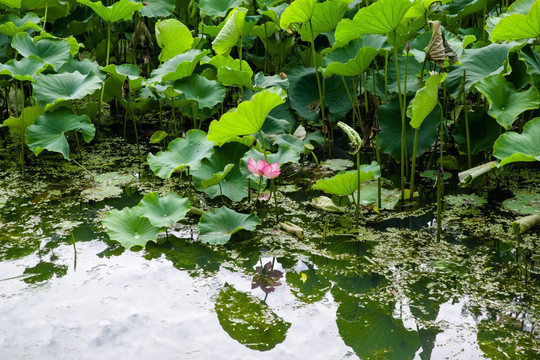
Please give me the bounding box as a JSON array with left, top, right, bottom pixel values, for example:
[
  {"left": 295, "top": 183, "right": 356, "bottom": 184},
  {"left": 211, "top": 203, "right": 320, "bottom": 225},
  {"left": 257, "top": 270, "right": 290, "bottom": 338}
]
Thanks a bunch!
[
  {"left": 357, "top": 183, "right": 401, "bottom": 209},
  {"left": 148, "top": 49, "right": 210, "bottom": 84},
  {"left": 279, "top": 0, "right": 316, "bottom": 29},
  {"left": 25, "top": 108, "right": 95, "bottom": 160},
  {"left": 57, "top": 57, "right": 106, "bottom": 81},
  {"left": 207, "top": 89, "right": 285, "bottom": 144},
  {"left": 0, "top": 55, "right": 45, "bottom": 82},
  {"left": 337, "top": 300, "right": 421, "bottom": 360},
  {"left": 155, "top": 19, "right": 193, "bottom": 62},
  {"left": 377, "top": 95, "right": 440, "bottom": 161},
  {"left": 0, "top": 0, "right": 21, "bottom": 9},
  {"left": 208, "top": 54, "right": 253, "bottom": 89},
  {"left": 21, "top": 0, "right": 70, "bottom": 21},
  {"left": 493, "top": 117, "right": 540, "bottom": 167},
  {"left": 503, "top": 193, "right": 540, "bottom": 215},
  {"left": 475, "top": 74, "right": 540, "bottom": 130},
  {"left": 334, "top": 0, "right": 415, "bottom": 46},
  {"left": 212, "top": 7, "right": 248, "bottom": 55},
  {"left": 453, "top": 111, "right": 501, "bottom": 155},
  {"left": 173, "top": 75, "right": 225, "bottom": 110},
  {"left": 288, "top": 66, "right": 353, "bottom": 122},
  {"left": 11, "top": 32, "right": 70, "bottom": 70},
  {"left": 295, "top": 0, "right": 347, "bottom": 42},
  {"left": 102, "top": 63, "right": 142, "bottom": 90},
  {"left": 407, "top": 73, "right": 445, "bottom": 129},
  {"left": 197, "top": 206, "right": 260, "bottom": 245},
  {"left": 147, "top": 129, "right": 214, "bottom": 178},
  {"left": 385, "top": 52, "right": 424, "bottom": 95},
  {"left": 215, "top": 284, "right": 290, "bottom": 350},
  {"left": 77, "top": 0, "right": 143, "bottom": 23},
  {"left": 103, "top": 207, "right": 159, "bottom": 250},
  {"left": 1, "top": 105, "right": 44, "bottom": 138},
  {"left": 33, "top": 71, "right": 103, "bottom": 109},
  {"left": 199, "top": 0, "right": 244, "bottom": 19},
  {"left": 323, "top": 35, "right": 386, "bottom": 77},
  {"left": 314, "top": 162, "right": 381, "bottom": 196},
  {"left": 0, "top": 13, "right": 40, "bottom": 37},
  {"left": 139, "top": 0, "right": 175, "bottom": 18},
  {"left": 252, "top": 72, "right": 289, "bottom": 91},
  {"left": 138, "top": 192, "right": 190, "bottom": 228},
  {"left": 192, "top": 142, "right": 250, "bottom": 201},
  {"left": 445, "top": 42, "right": 516, "bottom": 97},
  {"left": 491, "top": 1, "right": 540, "bottom": 42}
]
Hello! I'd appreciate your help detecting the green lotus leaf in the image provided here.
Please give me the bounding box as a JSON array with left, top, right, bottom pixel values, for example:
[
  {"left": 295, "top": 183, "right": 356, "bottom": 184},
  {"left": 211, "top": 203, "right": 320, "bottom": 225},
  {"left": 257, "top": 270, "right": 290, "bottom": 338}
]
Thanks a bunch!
[
  {"left": 288, "top": 66, "right": 352, "bottom": 122},
  {"left": 377, "top": 95, "right": 440, "bottom": 160},
  {"left": 155, "top": 19, "right": 193, "bottom": 62},
  {"left": 251, "top": 22, "right": 280, "bottom": 40},
  {"left": 261, "top": 3, "right": 288, "bottom": 25},
  {"left": 57, "top": 57, "right": 106, "bottom": 81},
  {"left": 0, "top": 0, "right": 21, "bottom": 8},
  {"left": 21, "top": 0, "right": 70, "bottom": 21},
  {"left": 32, "top": 30, "right": 81, "bottom": 56},
  {"left": 295, "top": 0, "right": 348, "bottom": 42},
  {"left": 453, "top": 111, "right": 502, "bottom": 155},
  {"left": 334, "top": 0, "right": 415, "bottom": 46},
  {"left": 407, "top": 73, "right": 445, "bottom": 129},
  {"left": 11, "top": 32, "right": 70, "bottom": 70},
  {"left": 0, "top": 13, "right": 40, "bottom": 37},
  {"left": 33, "top": 71, "right": 103, "bottom": 109},
  {"left": 400, "top": 0, "right": 439, "bottom": 24},
  {"left": 212, "top": 7, "right": 248, "bottom": 55},
  {"left": 103, "top": 207, "right": 159, "bottom": 250},
  {"left": 252, "top": 72, "right": 289, "bottom": 91},
  {"left": 475, "top": 74, "right": 540, "bottom": 130},
  {"left": 493, "top": 117, "right": 540, "bottom": 167},
  {"left": 446, "top": 194, "right": 487, "bottom": 208},
  {"left": 445, "top": 42, "right": 516, "bottom": 97},
  {"left": 81, "top": 171, "right": 135, "bottom": 201},
  {"left": 173, "top": 74, "right": 226, "bottom": 110},
  {"left": 357, "top": 183, "right": 401, "bottom": 209},
  {"left": 192, "top": 142, "right": 250, "bottom": 201},
  {"left": 0, "top": 55, "right": 45, "bottom": 82},
  {"left": 77, "top": 0, "right": 143, "bottom": 23},
  {"left": 279, "top": 0, "right": 317, "bottom": 29},
  {"left": 207, "top": 89, "right": 285, "bottom": 144},
  {"left": 102, "top": 63, "right": 142, "bottom": 90},
  {"left": 503, "top": 193, "right": 540, "bottom": 215},
  {"left": 208, "top": 54, "right": 253, "bottom": 89},
  {"left": 215, "top": 284, "right": 290, "bottom": 350},
  {"left": 138, "top": 192, "right": 191, "bottom": 228},
  {"left": 148, "top": 129, "right": 214, "bottom": 178},
  {"left": 25, "top": 108, "right": 95, "bottom": 160},
  {"left": 519, "top": 44, "right": 540, "bottom": 89},
  {"left": 239, "top": 145, "right": 299, "bottom": 185},
  {"left": 198, "top": 206, "right": 260, "bottom": 245},
  {"left": 314, "top": 162, "right": 381, "bottom": 196},
  {"left": 1, "top": 105, "right": 44, "bottom": 138},
  {"left": 148, "top": 49, "right": 210, "bottom": 84},
  {"left": 199, "top": 0, "right": 244, "bottom": 19},
  {"left": 491, "top": 1, "right": 540, "bottom": 42},
  {"left": 139, "top": 0, "right": 175, "bottom": 18},
  {"left": 149, "top": 130, "right": 168, "bottom": 144}
]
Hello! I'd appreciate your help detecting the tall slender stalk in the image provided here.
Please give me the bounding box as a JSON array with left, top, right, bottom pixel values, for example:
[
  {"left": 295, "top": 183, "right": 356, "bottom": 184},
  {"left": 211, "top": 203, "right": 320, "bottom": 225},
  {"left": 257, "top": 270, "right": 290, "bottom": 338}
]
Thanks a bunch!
[
  {"left": 436, "top": 103, "right": 444, "bottom": 242},
  {"left": 309, "top": 20, "right": 326, "bottom": 129},
  {"left": 392, "top": 31, "right": 406, "bottom": 203}
]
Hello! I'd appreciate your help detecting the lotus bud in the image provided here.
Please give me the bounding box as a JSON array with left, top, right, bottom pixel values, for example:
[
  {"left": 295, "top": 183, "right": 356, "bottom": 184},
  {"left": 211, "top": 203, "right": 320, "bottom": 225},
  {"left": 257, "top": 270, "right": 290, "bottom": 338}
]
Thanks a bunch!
[{"left": 405, "top": 42, "right": 411, "bottom": 53}]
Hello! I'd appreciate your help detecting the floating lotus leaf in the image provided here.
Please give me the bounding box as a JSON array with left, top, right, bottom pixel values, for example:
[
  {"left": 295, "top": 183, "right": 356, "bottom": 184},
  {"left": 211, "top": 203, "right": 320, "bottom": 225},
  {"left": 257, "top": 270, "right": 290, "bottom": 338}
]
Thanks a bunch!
[
  {"left": 200, "top": 0, "right": 244, "bottom": 19},
  {"left": 491, "top": 1, "right": 540, "bottom": 42},
  {"left": 279, "top": 0, "right": 317, "bottom": 30},
  {"left": 148, "top": 129, "right": 214, "bottom": 178},
  {"left": 0, "top": 13, "right": 40, "bottom": 37},
  {"left": 377, "top": 96, "right": 440, "bottom": 160},
  {"left": 33, "top": 71, "right": 103, "bottom": 109},
  {"left": 148, "top": 49, "right": 210, "bottom": 84},
  {"left": 25, "top": 108, "right": 95, "bottom": 160},
  {"left": 446, "top": 194, "right": 487, "bottom": 207},
  {"left": 103, "top": 207, "right": 159, "bottom": 250},
  {"left": 155, "top": 19, "right": 193, "bottom": 62},
  {"left": 215, "top": 284, "right": 290, "bottom": 350},
  {"left": 11, "top": 32, "right": 70, "bottom": 70},
  {"left": 0, "top": 55, "right": 45, "bottom": 82},
  {"left": 207, "top": 89, "right": 285, "bottom": 144},
  {"left": 77, "top": 0, "right": 143, "bottom": 23},
  {"left": 334, "top": 0, "right": 415, "bottom": 46},
  {"left": 493, "top": 117, "right": 540, "bottom": 167},
  {"left": 197, "top": 206, "right": 260, "bottom": 245},
  {"left": 139, "top": 0, "right": 175, "bottom": 18},
  {"left": 314, "top": 162, "right": 381, "bottom": 196},
  {"left": 212, "top": 7, "right": 248, "bottom": 55},
  {"left": 80, "top": 172, "right": 134, "bottom": 201},
  {"left": 191, "top": 142, "right": 249, "bottom": 202},
  {"left": 321, "top": 158, "right": 354, "bottom": 171},
  {"left": 1, "top": 105, "right": 44, "bottom": 138},
  {"left": 503, "top": 193, "right": 540, "bottom": 215},
  {"left": 312, "top": 196, "right": 346, "bottom": 213},
  {"left": 288, "top": 66, "right": 353, "bottom": 122},
  {"left": 475, "top": 74, "right": 540, "bottom": 130},
  {"left": 407, "top": 73, "right": 445, "bottom": 129},
  {"left": 138, "top": 192, "right": 191, "bottom": 229},
  {"left": 173, "top": 74, "right": 225, "bottom": 110}
]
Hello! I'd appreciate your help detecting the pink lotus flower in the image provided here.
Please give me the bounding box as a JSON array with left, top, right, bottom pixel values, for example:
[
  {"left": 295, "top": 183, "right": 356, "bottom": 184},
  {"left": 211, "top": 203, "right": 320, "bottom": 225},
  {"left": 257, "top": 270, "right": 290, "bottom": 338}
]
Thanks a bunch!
[{"left": 247, "top": 158, "right": 281, "bottom": 178}]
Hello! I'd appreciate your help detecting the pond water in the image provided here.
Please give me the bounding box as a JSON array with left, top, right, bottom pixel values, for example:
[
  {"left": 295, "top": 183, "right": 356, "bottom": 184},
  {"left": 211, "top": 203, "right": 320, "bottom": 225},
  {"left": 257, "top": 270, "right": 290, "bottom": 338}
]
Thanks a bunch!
[{"left": 1, "top": 136, "right": 539, "bottom": 359}]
